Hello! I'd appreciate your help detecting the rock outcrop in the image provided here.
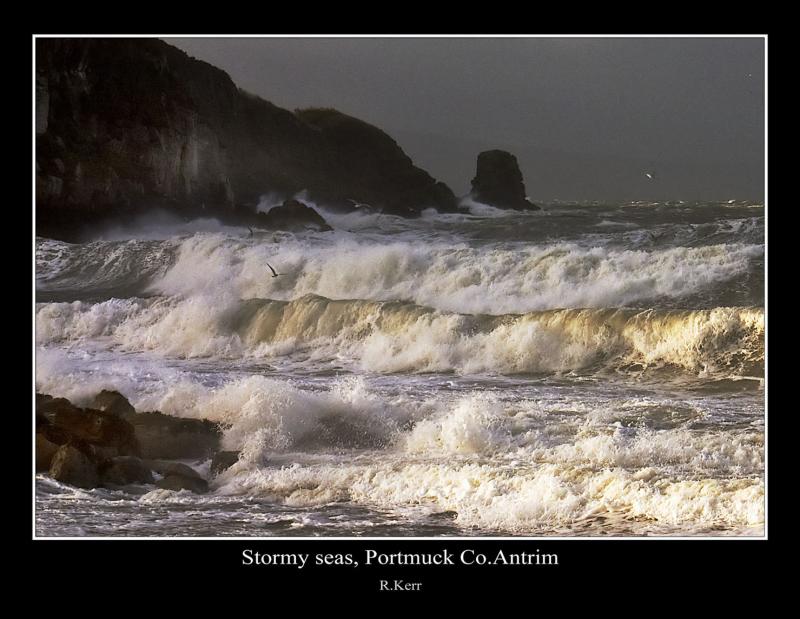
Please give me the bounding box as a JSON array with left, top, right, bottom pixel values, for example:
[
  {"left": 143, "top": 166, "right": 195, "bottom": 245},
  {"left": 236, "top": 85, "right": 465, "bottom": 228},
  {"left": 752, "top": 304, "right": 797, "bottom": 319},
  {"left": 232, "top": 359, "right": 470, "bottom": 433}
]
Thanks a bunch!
[
  {"left": 130, "top": 411, "right": 221, "bottom": 460},
  {"left": 49, "top": 444, "right": 100, "bottom": 489},
  {"left": 36, "top": 433, "right": 60, "bottom": 472},
  {"left": 145, "top": 460, "right": 205, "bottom": 480},
  {"left": 100, "top": 456, "right": 155, "bottom": 486},
  {"left": 155, "top": 474, "right": 208, "bottom": 494},
  {"left": 36, "top": 391, "right": 221, "bottom": 494},
  {"left": 210, "top": 451, "right": 240, "bottom": 476},
  {"left": 37, "top": 394, "right": 140, "bottom": 458},
  {"left": 255, "top": 199, "right": 332, "bottom": 232},
  {"left": 470, "top": 150, "right": 540, "bottom": 211},
  {"left": 91, "top": 390, "right": 137, "bottom": 420},
  {"left": 36, "top": 39, "right": 457, "bottom": 239}
]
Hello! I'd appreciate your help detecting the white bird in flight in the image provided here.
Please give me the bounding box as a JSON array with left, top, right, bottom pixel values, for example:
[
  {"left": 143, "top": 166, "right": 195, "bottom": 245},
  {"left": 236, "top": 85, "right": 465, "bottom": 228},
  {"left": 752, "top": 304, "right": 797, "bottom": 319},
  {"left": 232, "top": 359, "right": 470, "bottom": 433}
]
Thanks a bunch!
[{"left": 645, "top": 172, "right": 655, "bottom": 180}]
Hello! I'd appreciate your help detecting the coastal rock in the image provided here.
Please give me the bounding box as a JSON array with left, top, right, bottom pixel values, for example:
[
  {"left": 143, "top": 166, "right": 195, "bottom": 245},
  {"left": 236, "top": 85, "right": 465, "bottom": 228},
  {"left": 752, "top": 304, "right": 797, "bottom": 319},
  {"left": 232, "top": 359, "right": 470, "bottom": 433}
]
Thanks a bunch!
[
  {"left": 36, "top": 433, "right": 60, "bottom": 471},
  {"left": 256, "top": 199, "right": 332, "bottom": 232},
  {"left": 35, "top": 39, "right": 457, "bottom": 240},
  {"left": 470, "top": 150, "right": 540, "bottom": 211},
  {"left": 50, "top": 405, "right": 139, "bottom": 457},
  {"left": 145, "top": 460, "right": 204, "bottom": 480},
  {"left": 210, "top": 451, "right": 240, "bottom": 476},
  {"left": 131, "top": 411, "right": 221, "bottom": 460},
  {"left": 156, "top": 474, "right": 209, "bottom": 494},
  {"left": 49, "top": 444, "right": 100, "bottom": 489},
  {"left": 91, "top": 390, "right": 136, "bottom": 420},
  {"left": 99, "top": 456, "right": 154, "bottom": 486},
  {"left": 36, "top": 393, "right": 140, "bottom": 457}
]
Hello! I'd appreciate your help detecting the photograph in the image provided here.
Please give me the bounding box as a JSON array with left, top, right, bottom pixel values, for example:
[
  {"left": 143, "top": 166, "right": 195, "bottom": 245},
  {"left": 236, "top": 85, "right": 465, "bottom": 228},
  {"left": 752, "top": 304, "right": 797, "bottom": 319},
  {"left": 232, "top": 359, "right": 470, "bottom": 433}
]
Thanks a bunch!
[{"left": 33, "top": 34, "right": 766, "bottom": 543}]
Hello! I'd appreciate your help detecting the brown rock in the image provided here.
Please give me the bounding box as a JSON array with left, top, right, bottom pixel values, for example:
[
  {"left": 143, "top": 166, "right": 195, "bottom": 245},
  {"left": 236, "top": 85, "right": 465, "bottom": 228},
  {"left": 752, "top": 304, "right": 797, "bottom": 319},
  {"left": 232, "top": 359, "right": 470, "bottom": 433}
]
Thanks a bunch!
[
  {"left": 145, "top": 460, "right": 203, "bottom": 480},
  {"left": 156, "top": 474, "right": 208, "bottom": 494},
  {"left": 131, "top": 411, "right": 221, "bottom": 460},
  {"left": 51, "top": 405, "right": 139, "bottom": 456},
  {"left": 100, "top": 456, "right": 154, "bottom": 486},
  {"left": 210, "top": 451, "right": 240, "bottom": 476},
  {"left": 36, "top": 392, "right": 140, "bottom": 456},
  {"left": 49, "top": 444, "right": 100, "bottom": 489},
  {"left": 91, "top": 390, "right": 136, "bottom": 419},
  {"left": 36, "top": 433, "right": 60, "bottom": 472}
]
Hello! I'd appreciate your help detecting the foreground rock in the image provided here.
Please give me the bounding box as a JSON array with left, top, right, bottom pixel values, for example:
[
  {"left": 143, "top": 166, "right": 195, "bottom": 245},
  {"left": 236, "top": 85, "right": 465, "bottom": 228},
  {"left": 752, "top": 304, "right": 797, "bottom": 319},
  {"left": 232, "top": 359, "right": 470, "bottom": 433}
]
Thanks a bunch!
[
  {"left": 255, "top": 199, "right": 332, "bottom": 232},
  {"left": 36, "top": 392, "right": 220, "bottom": 493},
  {"left": 99, "top": 456, "right": 154, "bottom": 486},
  {"left": 145, "top": 460, "right": 204, "bottom": 479},
  {"left": 156, "top": 475, "right": 209, "bottom": 494},
  {"left": 36, "top": 433, "right": 60, "bottom": 472},
  {"left": 91, "top": 390, "right": 137, "bottom": 420},
  {"left": 470, "top": 150, "right": 540, "bottom": 211},
  {"left": 210, "top": 451, "right": 241, "bottom": 476},
  {"left": 49, "top": 444, "right": 99, "bottom": 489},
  {"left": 37, "top": 394, "right": 139, "bottom": 458},
  {"left": 131, "top": 412, "right": 221, "bottom": 460}
]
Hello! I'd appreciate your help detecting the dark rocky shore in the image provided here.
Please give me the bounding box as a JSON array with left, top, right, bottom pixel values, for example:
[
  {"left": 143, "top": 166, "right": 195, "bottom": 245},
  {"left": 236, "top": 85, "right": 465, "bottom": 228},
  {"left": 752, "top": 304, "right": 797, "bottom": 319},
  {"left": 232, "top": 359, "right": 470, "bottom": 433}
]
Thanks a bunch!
[
  {"left": 35, "top": 39, "right": 457, "bottom": 240},
  {"left": 36, "top": 39, "right": 540, "bottom": 241},
  {"left": 36, "top": 391, "right": 239, "bottom": 493}
]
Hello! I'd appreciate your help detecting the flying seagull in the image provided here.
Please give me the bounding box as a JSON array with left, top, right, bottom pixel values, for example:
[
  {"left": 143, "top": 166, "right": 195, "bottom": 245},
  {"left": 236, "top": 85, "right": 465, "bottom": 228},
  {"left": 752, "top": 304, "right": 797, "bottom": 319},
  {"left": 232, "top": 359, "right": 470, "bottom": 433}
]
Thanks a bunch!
[
  {"left": 644, "top": 171, "right": 655, "bottom": 181},
  {"left": 267, "top": 263, "right": 280, "bottom": 278}
]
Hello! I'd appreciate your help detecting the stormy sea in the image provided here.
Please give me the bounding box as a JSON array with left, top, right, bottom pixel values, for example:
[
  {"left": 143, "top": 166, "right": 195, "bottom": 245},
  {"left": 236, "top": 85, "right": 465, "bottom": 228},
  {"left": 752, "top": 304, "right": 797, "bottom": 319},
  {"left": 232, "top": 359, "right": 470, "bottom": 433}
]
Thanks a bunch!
[{"left": 34, "top": 199, "right": 765, "bottom": 537}]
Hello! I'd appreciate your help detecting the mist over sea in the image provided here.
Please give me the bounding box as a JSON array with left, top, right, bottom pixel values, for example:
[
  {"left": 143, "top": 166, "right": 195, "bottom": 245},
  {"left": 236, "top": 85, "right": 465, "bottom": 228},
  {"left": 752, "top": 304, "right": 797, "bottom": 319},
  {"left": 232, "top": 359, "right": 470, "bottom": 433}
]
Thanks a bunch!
[{"left": 35, "top": 200, "right": 765, "bottom": 536}]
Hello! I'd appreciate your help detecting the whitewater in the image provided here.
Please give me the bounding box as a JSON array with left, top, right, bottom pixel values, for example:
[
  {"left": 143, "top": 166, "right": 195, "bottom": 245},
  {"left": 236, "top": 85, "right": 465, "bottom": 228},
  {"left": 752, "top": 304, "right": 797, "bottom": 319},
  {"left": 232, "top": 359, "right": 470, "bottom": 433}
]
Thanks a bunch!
[{"left": 34, "top": 200, "right": 765, "bottom": 536}]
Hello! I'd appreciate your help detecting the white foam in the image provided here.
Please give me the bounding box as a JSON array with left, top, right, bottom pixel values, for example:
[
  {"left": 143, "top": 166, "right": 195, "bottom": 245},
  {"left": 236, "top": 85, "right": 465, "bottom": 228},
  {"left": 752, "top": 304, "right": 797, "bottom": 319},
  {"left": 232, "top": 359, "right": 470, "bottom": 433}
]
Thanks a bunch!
[{"left": 145, "top": 232, "right": 762, "bottom": 314}]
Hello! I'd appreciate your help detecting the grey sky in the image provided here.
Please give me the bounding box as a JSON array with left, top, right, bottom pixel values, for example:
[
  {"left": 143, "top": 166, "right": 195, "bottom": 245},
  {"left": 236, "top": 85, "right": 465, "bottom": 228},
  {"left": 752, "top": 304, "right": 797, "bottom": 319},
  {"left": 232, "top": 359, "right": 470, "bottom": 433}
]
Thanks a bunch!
[{"left": 166, "top": 36, "right": 765, "bottom": 201}]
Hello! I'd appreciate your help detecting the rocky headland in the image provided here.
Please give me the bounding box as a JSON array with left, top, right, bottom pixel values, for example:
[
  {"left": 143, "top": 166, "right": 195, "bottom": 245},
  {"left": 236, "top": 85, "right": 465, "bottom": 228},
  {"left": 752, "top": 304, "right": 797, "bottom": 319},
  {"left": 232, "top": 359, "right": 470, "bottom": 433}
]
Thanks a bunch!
[
  {"left": 35, "top": 38, "right": 458, "bottom": 240},
  {"left": 36, "top": 39, "right": 541, "bottom": 241}
]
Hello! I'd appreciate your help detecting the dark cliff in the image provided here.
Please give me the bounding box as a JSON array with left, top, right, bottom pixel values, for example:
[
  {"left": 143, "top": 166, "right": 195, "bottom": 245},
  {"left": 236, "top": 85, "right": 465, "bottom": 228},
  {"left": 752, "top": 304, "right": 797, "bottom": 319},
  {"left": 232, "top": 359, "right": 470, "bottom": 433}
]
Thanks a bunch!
[{"left": 35, "top": 38, "right": 457, "bottom": 238}]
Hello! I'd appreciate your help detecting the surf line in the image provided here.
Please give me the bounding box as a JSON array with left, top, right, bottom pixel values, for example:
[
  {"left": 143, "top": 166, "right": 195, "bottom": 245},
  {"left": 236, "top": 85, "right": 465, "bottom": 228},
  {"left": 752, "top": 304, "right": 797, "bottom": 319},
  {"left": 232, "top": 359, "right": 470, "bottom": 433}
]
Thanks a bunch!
[{"left": 242, "top": 550, "right": 309, "bottom": 569}]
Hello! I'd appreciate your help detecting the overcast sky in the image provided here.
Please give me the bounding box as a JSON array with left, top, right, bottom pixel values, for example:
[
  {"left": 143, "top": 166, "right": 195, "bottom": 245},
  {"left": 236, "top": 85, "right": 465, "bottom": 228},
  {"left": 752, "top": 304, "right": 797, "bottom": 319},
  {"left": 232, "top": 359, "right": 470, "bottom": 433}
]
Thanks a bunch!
[{"left": 166, "top": 37, "right": 765, "bottom": 201}]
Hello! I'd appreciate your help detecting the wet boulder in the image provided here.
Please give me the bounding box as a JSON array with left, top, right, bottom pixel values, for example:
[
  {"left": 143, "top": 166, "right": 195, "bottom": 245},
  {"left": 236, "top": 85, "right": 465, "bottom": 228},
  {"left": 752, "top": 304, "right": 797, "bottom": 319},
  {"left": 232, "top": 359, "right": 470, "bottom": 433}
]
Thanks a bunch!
[
  {"left": 51, "top": 406, "right": 139, "bottom": 457},
  {"left": 210, "top": 450, "right": 240, "bottom": 476},
  {"left": 131, "top": 412, "right": 222, "bottom": 460},
  {"left": 156, "top": 474, "right": 209, "bottom": 494},
  {"left": 49, "top": 444, "right": 100, "bottom": 489},
  {"left": 145, "top": 459, "right": 204, "bottom": 480},
  {"left": 36, "top": 393, "right": 140, "bottom": 457},
  {"left": 99, "top": 456, "right": 154, "bottom": 486},
  {"left": 255, "top": 199, "right": 332, "bottom": 232},
  {"left": 470, "top": 150, "right": 540, "bottom": 211},
  {"left": 36, "top": 433, "right": 60, "bottom": 472},
  {"left": 90, "top": 390, "right": 136, "bottom": 420},
  {"left": 36, "top": 394, "right": 80, "bottom": 420}
]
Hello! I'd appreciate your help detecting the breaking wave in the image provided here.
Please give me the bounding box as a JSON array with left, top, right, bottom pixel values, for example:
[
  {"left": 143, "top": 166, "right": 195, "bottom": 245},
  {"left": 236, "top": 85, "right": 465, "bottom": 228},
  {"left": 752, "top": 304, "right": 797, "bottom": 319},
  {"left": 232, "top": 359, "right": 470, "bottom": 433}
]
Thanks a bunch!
[
  {"left": 38, "top": 231, "right": 763, "bottom": 312},
  {"left": 36, "top": 294, "right": 764, "bottom": 377}
]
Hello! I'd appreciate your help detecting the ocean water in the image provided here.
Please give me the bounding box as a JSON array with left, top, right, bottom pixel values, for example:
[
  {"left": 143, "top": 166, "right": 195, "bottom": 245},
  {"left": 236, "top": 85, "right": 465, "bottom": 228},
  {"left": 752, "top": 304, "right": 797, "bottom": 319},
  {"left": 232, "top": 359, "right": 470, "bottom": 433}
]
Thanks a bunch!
[{"left": 34, "top": 200, "right": 765, "bottom": 536}]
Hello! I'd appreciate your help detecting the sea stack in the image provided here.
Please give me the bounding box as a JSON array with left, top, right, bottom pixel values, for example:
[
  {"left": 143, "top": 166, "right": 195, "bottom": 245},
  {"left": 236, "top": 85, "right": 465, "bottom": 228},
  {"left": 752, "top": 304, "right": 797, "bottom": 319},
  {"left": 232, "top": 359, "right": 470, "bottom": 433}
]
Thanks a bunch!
[{"left": 470, "top": 150, "right": 540, "bottom": 211}]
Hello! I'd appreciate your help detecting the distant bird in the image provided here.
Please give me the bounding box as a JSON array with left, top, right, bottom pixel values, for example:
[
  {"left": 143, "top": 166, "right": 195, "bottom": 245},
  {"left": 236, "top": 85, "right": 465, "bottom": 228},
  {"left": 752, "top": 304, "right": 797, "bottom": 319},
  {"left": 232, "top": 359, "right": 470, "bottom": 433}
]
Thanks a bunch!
[
  {"left": 644, "top": 171, "right": 655, "bottom": 181},
  {"left": 247, "top": 227, "right": 254, "bottom": 237},
  {"left": 347, "top": 198, "right": 374, "bottom": 213},
  {"left": 266, "top": 263, "right": 280, "bottom": 278}
]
